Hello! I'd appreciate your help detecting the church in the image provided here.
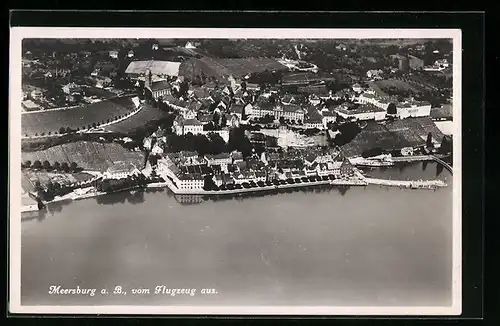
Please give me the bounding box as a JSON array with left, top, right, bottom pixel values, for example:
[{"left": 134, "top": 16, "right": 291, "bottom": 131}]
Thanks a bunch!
[{"left": 144, "top": 69, "right": 172, "bottom": 101}]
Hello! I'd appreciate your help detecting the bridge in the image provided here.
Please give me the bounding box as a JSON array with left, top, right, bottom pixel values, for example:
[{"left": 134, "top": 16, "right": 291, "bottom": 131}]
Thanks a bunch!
[{"left": 431, "top": 155, "right": 453, "bottom": 174}]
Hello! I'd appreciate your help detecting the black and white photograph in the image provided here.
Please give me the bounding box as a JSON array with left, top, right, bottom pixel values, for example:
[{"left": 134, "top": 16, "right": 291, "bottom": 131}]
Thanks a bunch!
[{"left": 9, "top": 27, "right": 461, "bottom": 315}]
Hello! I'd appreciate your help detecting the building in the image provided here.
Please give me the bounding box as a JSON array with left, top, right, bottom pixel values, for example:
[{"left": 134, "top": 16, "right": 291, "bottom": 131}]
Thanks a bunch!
[
  {"left": 109, "top": 50, "right": 119, "bottom": 59},
  {"left": 126, "top": 60, "right": 181, "bottom": 79},
  {"left": 205, "top": 153, "right": 232, "bottom": 166},
  {"left": 340, "top": 157, "right": 354, "bottom": 177},
  {"left": 30, "top": 89, "right": 43, "bottom": 101},
  {"left": 321, "top": 110, "right": 337, "bottom": 127},
  {"left": 182, "top": 108, "right": 197, "bottom": 120},
  {"left": 103, "top": 163, "right": 142, "bottom": 180},
  {"left": 95, "top": 76, "right": 112, "bottom": 89},
  {"left": 273, "top": 104, "right": 305, "bottom": 122},
  {"left": 144, "top": 70, "right": 172, "bottom": 100},
  {"left": 151, "top": 143, "right": 164, "bottom": 155},
  {"left": 231, "top": 151, "right": 244, "bottom": 163},
  {"left": 396, "top": 100, "right": 432, "bottom": 119},
  {"left": 175, "top": 173, "right": 205, "bottom": 190},
  {"left": 352, "top": 83, "right": 363, "bottom": 93},
  {"left": 62, "top": 82, "right": 83, "bottom": 96},
  {"left": 334, "top": 104, "right": 387, "bottom": 121},
  {"left": 22, "top": 100, "right": 40, "bottom": 111},
  {"left": 434, "top": 59, "right": 450, "bottom": 68},
  {"left": 366, "top": 69, "right": 383, "bottom": 79},
  {"left": 174, "top": 117, "right": 204, "bottom": 135},
  {"left": 303, "top": 117, "right": 324, "bottom": 130}
]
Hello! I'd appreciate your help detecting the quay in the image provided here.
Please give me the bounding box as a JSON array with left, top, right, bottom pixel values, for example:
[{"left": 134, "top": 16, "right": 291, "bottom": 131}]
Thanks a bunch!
[
  {"left": 30, "top": 168, "right": 448, "bottom": 211},
  {"left": 160, "top": 174, "right": 368, "bottom": 196}
]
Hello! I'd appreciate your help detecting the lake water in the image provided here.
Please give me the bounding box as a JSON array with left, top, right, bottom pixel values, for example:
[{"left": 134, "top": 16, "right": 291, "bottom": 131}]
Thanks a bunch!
[{"left": 20, "top": 162, "right": 453, "bottom": 307}]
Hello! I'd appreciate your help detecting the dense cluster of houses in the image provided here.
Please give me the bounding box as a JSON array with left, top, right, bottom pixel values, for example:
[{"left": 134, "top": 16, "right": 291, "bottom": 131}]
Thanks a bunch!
[{"left": 155, "top": 147, "right": 355, "bottom": 191}]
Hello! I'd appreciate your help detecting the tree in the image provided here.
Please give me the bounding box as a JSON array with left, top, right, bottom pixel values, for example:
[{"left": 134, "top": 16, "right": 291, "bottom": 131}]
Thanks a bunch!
[
  {"left": 34, "top": 180, "right": 43, "bottom": 192},
  {"left": 33, "top": 160, "right": 42, "bottom": 169},
  {"left": 42, "top": 160, "right": 51, "bottom": 170},
  {"left": 440, "top": 135, "right": 452, "bottom": 154},
  {"left": 24, "top": 160, "right": 32, "bottom": 168},
  {"left": 212, "top": 111, "right": 221, "bottom": 126},
  {"left": 61, "top": 162, "right": 70, "bottom": 172},
  {"left": 70, "top": 162, "right": 78, "bottom": 172},
  {"left": 387, "top": 103, "right": 397, "bottom": 115},
  {"left": 426, "top": 132, "right": 434, "bottom": 148},
  {"left": 221, "top": 114, "right": 228, "bottom": 127},
  {"left": 53, "top": 161, "right": 61, "bottom": 171},
  {"left": 92, "top": 123, "right": 97, "bottom": 129}
]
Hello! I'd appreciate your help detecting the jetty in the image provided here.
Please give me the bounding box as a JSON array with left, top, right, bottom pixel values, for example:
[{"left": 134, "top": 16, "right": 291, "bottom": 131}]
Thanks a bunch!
[
  {"left": 431, "top": 155, "right": 453, "bottom": 174},
  {"left": 363, "top": 177, "right": 447, "bottom": 189}
]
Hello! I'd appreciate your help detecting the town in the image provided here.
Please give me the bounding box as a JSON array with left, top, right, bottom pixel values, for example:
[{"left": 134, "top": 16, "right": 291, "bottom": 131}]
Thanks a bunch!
[{"left": 19, "top": 38, "right": 453, "bottom": 213}]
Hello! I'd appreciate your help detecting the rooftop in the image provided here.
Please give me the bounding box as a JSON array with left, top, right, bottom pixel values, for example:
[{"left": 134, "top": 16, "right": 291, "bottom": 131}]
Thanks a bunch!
[
  {"left": 125, "top": 60, "right": 181, "bottom": 76},
  {"left": 182, "top": 118, "right": 203, "bottom": 126},
  {"left": 335, "top": 103, "right": 386, "bottom": 114}
]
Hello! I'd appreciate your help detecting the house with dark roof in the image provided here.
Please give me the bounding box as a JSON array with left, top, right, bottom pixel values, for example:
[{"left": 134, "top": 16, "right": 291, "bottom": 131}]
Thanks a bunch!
[
  {"left": 173, "top": 116, "right": 204, "bottom": 136},
  {"left": 205, "top": 152, "right": 232, "bottom": 166}
]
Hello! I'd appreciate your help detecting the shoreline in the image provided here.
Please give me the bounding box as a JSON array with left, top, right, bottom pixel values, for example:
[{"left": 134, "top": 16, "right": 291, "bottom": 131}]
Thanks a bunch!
[{"left": 34, "top": 169, "right": 448, "bottom": 210}]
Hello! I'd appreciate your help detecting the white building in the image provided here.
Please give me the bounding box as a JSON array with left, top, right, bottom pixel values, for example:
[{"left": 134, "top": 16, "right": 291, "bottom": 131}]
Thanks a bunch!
[
  {"left": 273, "top": 104, "right": 305, "bottom": 122},
  {"left": 396, "top": 101, "right": 431, "bottom": 119},
  {"left": 366, "top": 69, "right": 383, "bottom": 79},
  {"left": 174, "top": 118, "right": 204, "bottom": 135},
  {"left": 304, "top": 119, "right": 324, "bottom": 130},
  {"left": 151, "top": 143, "right": 164, "bottom": 155},
  {"left": 109, "top": 50, "right": 119, "bottom": 59},
  {"left": 182, "top": 108, "right": 197, "bottom": 120},
  {"left": 352, "top": 83, "right": 363, "bottom": 93},
  {"left": 103, "top": 164, "right": 141, "bottom": 180},
  {"left": 334, "top": 104, "right": 387, "bottom": 121},
  {"left": 321, "top": 110, "right": 337, "bottom": 127},
  {"left": 62, "top": 82, "right": 82, "bottom": 95}
]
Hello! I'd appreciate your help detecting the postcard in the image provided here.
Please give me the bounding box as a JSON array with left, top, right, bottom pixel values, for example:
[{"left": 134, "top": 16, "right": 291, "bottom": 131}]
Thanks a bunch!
[{"left": 9, "top": 27, "right": 461, "bottom": 315}]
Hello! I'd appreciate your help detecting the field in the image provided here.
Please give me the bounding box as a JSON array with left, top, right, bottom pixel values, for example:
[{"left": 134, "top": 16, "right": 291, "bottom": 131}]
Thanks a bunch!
[
  {"left": 22, "top": 170, "right": 95, "bottom": 192},
  {"left": 341, "top": 117, "right": 444, "bottom": 157},
  {"left": 179, "top": 57, "right": 288, "bottom": 79},
  {"left": 21, "top": 96, "right": 138, "bottom": 137},
  {"left": 84, "top": 86, "right": 118, "bottom": 99},
  {"left": 103, "top": 105, "right": 170, "bottom": 134},
  {"left": 373, "top": 79, "right": 425, "bottom": 94},
  {"left": 21, "top": 141, "right": 144, "bottom": 172}
]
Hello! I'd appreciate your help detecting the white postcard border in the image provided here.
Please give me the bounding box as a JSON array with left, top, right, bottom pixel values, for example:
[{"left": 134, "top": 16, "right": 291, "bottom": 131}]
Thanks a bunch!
[{"left": 9, "top": 27, "right": 462, "bottom": 316}]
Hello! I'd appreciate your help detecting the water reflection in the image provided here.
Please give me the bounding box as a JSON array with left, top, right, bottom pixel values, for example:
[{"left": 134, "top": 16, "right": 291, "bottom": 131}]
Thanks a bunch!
[
  {"left": 174, "top": 194, "right": 205, "bottom": 205},
  {"left": 436, "top": 163, "right": 444, "bottom": 177},
  {"left": 337, "top": 186, "right": 351, "bottom": 196},
  {"left": 96, "top": 189, "right": 146, "bottom": 205},
  {"left": 22, "top": 208, "right": 48, "bottom": 223},
  {"left": 422, "top": 161, "right": 428, "bottom": 171},
  {"left": 46, "top": 199, "right": 72, "bottom": 215}
]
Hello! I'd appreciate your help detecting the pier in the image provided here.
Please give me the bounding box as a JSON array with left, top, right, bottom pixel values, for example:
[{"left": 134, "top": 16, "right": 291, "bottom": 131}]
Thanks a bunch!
[
  {"left": 363, "top": 177, "right": 447, "bottom": 189},
  {"left": 430, "top": 155, "right": 453, "bottom": 174}
]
